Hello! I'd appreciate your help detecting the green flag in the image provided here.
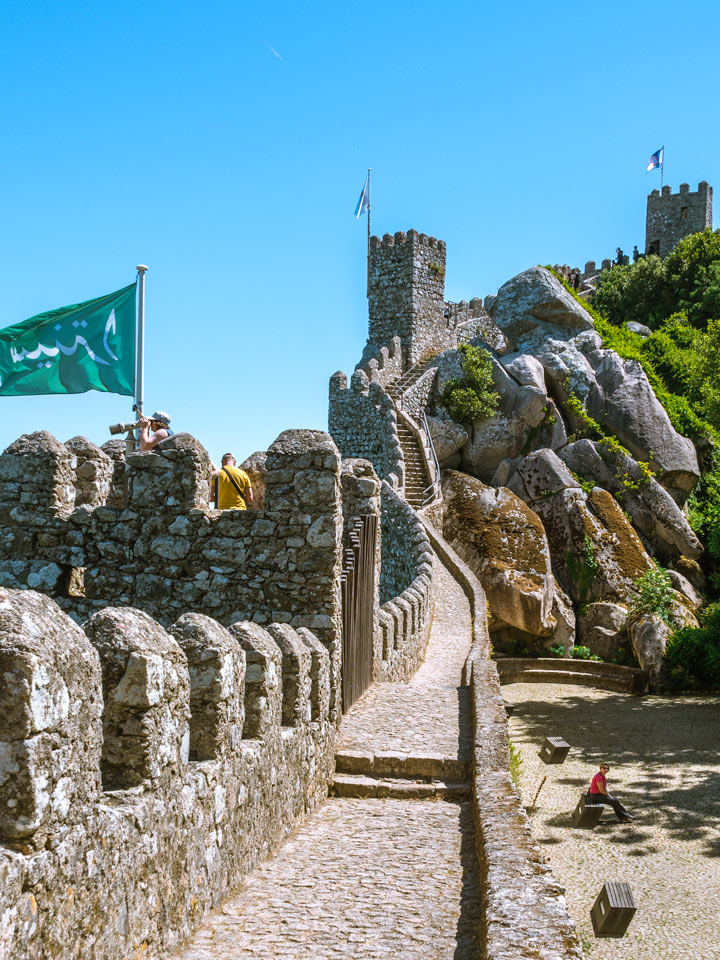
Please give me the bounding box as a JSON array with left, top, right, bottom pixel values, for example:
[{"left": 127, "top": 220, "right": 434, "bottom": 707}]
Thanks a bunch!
[{"left": 0, "top": 282, "right": 136, "bottom": 397}]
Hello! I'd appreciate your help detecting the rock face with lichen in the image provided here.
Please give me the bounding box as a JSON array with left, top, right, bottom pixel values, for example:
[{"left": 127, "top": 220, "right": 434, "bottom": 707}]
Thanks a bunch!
[
  {"left": 415, "top": 266, "right": 706, "bottom": 674},
  {"left": 440, "top": 470, "right": 573, "bottom": 647}
]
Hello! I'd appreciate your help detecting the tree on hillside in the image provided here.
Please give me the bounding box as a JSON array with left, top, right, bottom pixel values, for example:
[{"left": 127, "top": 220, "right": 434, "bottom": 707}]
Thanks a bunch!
[
  {"left": 594, "top": 228, "right": 720, "bottom": 330},
  {"left": 593, "top": 255, "right": 670, "bottom": 328}
]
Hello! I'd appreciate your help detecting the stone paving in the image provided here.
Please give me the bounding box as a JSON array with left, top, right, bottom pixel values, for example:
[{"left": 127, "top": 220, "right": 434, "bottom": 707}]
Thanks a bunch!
[
  {"left": 504, "top": 681, "right": 720, "bottom": 960},
  {"left": 172, "top": 558, "right": 480, "bottom": 959},
  {"left": 339, "top": 560, "right": 473, "bottom": 763},
  {"left": 172, "top": 798, "right": 481, "bottom": 960}
]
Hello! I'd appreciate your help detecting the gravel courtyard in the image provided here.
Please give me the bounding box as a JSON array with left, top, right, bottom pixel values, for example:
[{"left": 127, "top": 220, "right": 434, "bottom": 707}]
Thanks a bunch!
[{"left": 503, "top": 682, "right": 720, "bottom": 960}]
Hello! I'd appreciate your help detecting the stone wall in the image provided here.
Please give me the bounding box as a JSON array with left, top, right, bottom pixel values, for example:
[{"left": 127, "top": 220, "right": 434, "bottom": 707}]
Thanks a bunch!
[
  {"left": 0, "top": 428, "right": 345, "bottom": 717},
  {"left": 328, "top": 369, "right": 404, "bottom": 492},
  {"left": 377, "top": 482, "right": 434, "bottom": 682},
  {"left": 368, "top": 230, "right": 456, "bottom": 367},
  {"left": 646, "top": 181, "right": 713, "bottom": 258},
  {"left": 467, "top": 658, "right": 584, "bottom": 959},
  {"left": 0, "top": 588, "right": 334, "bottom": 960},
  {"left": 357, "top": 335, "right": 405, "bottom": 388}
]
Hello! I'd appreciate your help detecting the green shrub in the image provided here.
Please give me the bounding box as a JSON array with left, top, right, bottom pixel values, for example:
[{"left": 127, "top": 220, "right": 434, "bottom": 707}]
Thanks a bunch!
[
  {"left": 548, "top": 643, "right": 566, "bottom": 658},
  {"left": 629, "top": 565, "right": 675, "bottom": 624},
  {"left": 509, "top": 741, "right": 523, "bottom": 789},
  {"left": 441, "top": 343, "right": 500, "bottom": 424},
  {"left": 569, "top": 645, "right": 603, "bottom": 661},
  {"left": 665, "top": 603, "right": 720, "bottom": 691},
  {"left": 593, "top": 255, "right": 671, "bottom": 328}
]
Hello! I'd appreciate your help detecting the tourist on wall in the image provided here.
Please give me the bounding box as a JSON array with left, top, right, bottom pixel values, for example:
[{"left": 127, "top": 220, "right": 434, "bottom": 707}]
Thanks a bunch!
[
  {"left": 138, "top": 411, "right": 174, "bottom": 451},
  {"left": 211, "top": 453, "right": 254, "bottom": 510}
]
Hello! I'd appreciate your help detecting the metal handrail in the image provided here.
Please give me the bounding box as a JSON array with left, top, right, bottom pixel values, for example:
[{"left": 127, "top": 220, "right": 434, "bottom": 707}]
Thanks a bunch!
[
  {"left": 389, "top": 356, "right": 433, "bottom": 402},
  {"left": 420, "top": 409, "right": 442, "bottom": 506}
]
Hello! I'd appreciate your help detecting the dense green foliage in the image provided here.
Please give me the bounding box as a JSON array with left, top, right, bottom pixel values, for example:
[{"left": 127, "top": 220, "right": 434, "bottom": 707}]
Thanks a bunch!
[
  {"left": 441, "top": 343, "right": 500, "bottom": 423},
  {"left": 629, "top": 566, "right": 675, "bottom": 625},
  {"left": 548, "top": 262, "right": 720, "bottom": 595},
  {"left": 594, "top": 229, "right": 720, "bottom": 330},
  {"left": 665, "top": 603, "right": 720, "bottom": 691}
]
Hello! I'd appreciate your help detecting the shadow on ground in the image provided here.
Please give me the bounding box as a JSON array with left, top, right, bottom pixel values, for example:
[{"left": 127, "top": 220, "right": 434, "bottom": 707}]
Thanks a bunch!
[{"left": 508, "top": 691, "right": 720, "bottom": 857}]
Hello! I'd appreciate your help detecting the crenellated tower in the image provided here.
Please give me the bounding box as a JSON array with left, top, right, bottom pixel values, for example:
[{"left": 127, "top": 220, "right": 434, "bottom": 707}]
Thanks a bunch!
[
  {"left": 646, "top": 181, "right": 713, "bottom": 258},
  {"left": 368, "top": 229, "right": 448, "bottom": 369}
]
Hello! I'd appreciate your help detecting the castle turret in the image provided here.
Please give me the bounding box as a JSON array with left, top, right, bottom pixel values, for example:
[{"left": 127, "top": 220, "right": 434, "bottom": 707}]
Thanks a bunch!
[
  {"left": 646, "top": 181, "right": 713, "bottom": 258},
  {"left": 368, "top": 230, "right": 448, "bottom": 368}
]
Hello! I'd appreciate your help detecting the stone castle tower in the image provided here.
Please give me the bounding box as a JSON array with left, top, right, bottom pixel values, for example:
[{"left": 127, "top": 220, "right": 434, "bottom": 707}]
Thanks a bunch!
[
  {"left": 646, "top": 181, "right": 713, "bottom": 258},
  {"left": 367, "top": 230, "right": 448, "bottom": 369}
]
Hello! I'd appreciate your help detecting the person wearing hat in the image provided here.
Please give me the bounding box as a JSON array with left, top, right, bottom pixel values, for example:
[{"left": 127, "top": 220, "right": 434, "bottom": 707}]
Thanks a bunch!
[{"left": 138, "top": 411, "right": 174, "bottom": 451}]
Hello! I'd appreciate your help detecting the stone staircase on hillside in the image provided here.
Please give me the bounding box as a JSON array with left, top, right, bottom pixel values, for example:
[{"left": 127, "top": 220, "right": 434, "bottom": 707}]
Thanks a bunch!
[
  {"left": 386, "top": 356, "right": 436, "bottom": 402},
  {"left": 496, "top": 657, "right": 649, "bottom": 695},
  {"left": 396, "top": 418, "right": 431, "bottom": 509},
  {"left": 385, "top": 356, "right": 440, "bottom": 510}
]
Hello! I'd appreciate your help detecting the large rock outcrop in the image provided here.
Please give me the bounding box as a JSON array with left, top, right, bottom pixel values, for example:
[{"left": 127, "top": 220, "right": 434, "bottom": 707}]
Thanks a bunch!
[
  {"left": 430, "top": 349, "right": 565, "bottom": 482},
  {"left": 440, "top": 471, "right": 573, "bottom": 644},
  {"left": 488, "top": 266, "right": 595, "bottom": 350},
  {"left": 506, "top": 450, "right": 654, "bottom": 607},
  {"left": 560, "top": 439, "right": 702, "bottom": 559}
]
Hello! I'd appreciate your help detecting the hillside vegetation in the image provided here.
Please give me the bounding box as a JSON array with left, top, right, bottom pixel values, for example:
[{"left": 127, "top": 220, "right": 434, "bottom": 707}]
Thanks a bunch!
[{"left": 559, "top": 232, "right": 720, "bottom": 687}]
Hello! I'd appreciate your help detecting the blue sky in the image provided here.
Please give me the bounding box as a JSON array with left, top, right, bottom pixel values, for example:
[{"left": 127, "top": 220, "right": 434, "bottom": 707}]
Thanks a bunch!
[{"left": 0, "top": 0, "right": 717, "bottom": 463}]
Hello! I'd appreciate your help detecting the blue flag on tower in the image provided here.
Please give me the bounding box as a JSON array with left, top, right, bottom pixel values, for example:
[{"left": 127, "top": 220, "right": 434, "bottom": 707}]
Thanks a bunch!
[
  {"left": 354, "top": 173, "right": 370, "bottom": 218},
  {"left": 646, "top": 147, "right": 664, "bottom": 172}
]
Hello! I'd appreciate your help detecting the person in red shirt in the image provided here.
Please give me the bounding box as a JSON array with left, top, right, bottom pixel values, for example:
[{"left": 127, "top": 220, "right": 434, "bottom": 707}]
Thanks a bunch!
[{"left": 586, "top": 763, "right": 634, "bottom": 822}]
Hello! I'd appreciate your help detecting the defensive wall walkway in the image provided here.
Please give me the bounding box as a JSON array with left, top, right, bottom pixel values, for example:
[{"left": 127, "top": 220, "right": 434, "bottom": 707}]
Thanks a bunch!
[{"left": 171, "top": 559, "right": 482, "bottom": 959}]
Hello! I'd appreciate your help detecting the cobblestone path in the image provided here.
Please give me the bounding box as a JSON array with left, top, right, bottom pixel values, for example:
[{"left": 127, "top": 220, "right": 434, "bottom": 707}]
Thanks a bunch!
[
  {"left": 173, "top": 559, "right": 480, "bottom": 959},
  {"left": 339, "top": 560, "right": 474, "bottom": 764},
  {"left": 504, "top": 682, "right": 720, "bottom": 960}
]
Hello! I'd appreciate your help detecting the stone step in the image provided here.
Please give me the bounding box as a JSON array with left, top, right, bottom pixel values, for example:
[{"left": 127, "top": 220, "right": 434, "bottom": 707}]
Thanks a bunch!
[
  {"left": 332, "top": 773, "right": 471, "bottom": 800},
  {"left": 336, "top": 748, "right": 468, "bottom": 781},
  {"left": 501, "top": 667, "right": 638, "bottom": 694}
]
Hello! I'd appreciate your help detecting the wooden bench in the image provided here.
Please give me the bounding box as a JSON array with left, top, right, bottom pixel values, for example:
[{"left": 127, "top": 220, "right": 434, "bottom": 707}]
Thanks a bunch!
[
  {"left": 591, "top": 881, "right": 636, "bottom": 937},
  {"left": 572, "top": 795, "right": 604, "bottom": 828},
  {"left": 539, "top": 736, "right": 570, "bottom": 764}
]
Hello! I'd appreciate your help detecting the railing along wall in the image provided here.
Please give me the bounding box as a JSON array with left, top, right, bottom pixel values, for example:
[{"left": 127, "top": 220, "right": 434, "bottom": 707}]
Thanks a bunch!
[{"left": 340, "top": 514, "right": 378, "bottom": 711}]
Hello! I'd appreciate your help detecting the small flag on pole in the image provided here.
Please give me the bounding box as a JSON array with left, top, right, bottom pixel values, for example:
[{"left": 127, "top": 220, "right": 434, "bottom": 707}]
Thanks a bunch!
[
  {"left": 354, "top": 172, "right": 370, "bottom": 218},
  {"left": 0, "top": 283, "right": 137, "bottom": 397},
  {"left": 646, "top": 147, "right": 664, "bottom": 172}
]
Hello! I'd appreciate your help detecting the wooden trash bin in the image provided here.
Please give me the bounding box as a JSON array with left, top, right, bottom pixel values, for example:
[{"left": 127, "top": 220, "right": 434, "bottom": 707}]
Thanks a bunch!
[
  {"left": 539, "top": 736, "right": 570, "bottom": 764},
  {"left": 591, "top": 881, "right": 636, "bottom": 937},
  {"left": 572, "top": 795, "right": 604, "bottom": 828}
]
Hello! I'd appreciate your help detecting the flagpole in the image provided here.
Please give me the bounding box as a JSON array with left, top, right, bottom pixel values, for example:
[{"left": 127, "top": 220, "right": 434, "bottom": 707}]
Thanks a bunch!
[
  {"left": 366, "top": 167, "right": 371, "bottom": 299},
  {"left": 135, "top": 265, "right": 148, "bottom": 417},
  {"left": 660, "top": 145, "right": 664, "bottom": 190}
]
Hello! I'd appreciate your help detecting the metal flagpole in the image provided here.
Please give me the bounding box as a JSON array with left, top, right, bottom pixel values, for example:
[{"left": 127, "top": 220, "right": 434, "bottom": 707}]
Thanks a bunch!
[
  {"left": 135, "top": 265, "right": 148, "bottom": 416},
  {"left": 366, "top": 168, "right": 371, "bottom": 298},
  {"left": 660, "top": 145, "right": 664, "bottom": 191}
]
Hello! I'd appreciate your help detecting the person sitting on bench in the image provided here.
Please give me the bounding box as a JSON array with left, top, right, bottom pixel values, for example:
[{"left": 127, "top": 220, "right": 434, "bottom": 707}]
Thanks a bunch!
[{"left": 586, "top": 763, "right": 634, "bottom": 822}]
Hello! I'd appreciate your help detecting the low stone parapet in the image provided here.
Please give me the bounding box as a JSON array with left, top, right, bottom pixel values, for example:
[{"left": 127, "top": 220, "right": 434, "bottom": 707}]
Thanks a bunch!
[
  {"left": 496, "top": 657, "right": 649, "bottom": 695},
  {"left": 377, "top": 482, "right": 434, "bottom": 682},
  {"left": 468, "top": 658, "right": 584, "bottom": 959},
  {"left": 0, "top": 587, "right": 334, "bottom": 960}
]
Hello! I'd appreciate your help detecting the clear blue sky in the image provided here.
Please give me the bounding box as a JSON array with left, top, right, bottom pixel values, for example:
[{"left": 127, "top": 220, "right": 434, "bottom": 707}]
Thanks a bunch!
[{"left": 1, "top": 0, "right": 717, "bottom": 463}]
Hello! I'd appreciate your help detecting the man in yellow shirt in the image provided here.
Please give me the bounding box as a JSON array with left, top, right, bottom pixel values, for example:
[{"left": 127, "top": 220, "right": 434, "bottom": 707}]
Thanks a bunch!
[{"left": 211, "top": 453, "right": 254, "bottom": 510}]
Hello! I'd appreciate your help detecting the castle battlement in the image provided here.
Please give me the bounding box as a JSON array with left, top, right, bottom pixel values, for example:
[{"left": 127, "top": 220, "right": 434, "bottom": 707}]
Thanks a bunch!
[
  {"left": 0, "top": 586, "right": 335, "bottom": 960},
  {"left": 367, "top": 227, "right": 450, "bottom": 368},
  {"left": 370, "top": 229, "right": 446, "bottom": 251},
  {"left": 646, "top": 180, "right": 713, "bottom": 257}
]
